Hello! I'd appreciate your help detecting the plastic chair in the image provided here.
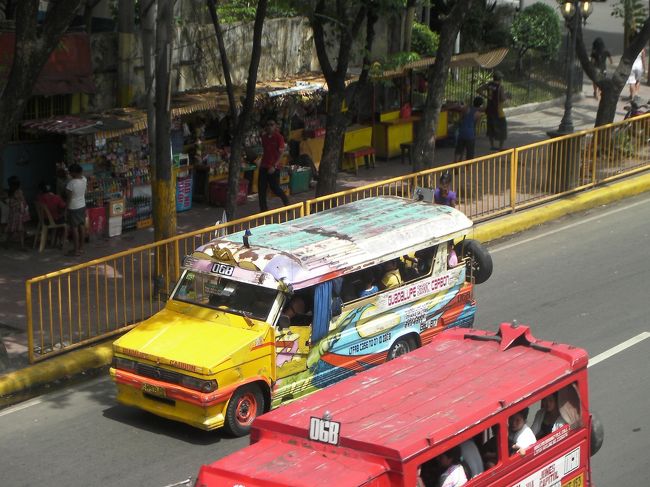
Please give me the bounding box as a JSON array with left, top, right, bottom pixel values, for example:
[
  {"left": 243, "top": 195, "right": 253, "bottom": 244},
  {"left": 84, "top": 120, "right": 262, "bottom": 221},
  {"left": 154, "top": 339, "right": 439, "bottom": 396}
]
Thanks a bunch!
[{"left": 33, "top": 202, "right": 66, "bottom": 252}]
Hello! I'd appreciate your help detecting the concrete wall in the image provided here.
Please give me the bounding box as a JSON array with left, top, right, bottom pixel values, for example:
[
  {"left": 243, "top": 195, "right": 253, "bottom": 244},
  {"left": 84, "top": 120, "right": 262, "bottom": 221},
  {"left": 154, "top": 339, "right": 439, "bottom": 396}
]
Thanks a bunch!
[{"left": 86, "top": 16, "right": 394, "bottom": 112}]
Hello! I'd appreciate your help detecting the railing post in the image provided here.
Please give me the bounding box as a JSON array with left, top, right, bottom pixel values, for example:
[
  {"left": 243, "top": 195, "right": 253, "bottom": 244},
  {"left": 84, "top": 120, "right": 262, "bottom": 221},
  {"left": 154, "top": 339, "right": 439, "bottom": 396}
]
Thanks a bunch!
[
  {"left": 173, "top": 239, "right": 181, "bottom": 281},
  {"left": 510, "top": 149, "right": 518, "bottom": 212},
  {"left": 25, "top": 280, "right": 34, "bottom": 364},
  {"left": 591, "top": 129, "right": 598, "bottom": 186}
]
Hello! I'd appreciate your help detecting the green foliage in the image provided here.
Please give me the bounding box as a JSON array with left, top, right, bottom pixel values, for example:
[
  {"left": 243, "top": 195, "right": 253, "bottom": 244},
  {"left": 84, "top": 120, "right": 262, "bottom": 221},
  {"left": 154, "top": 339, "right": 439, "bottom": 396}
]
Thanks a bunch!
[
  {"left": 411, "top": 22, "right": 439, "bottom": 56},
  {"left": 510, "top": 3, "right": 561, "bottom": 59},
  {"left": 217, "top": 0, "right": 298, "bottom": 23},
  {"left": 611, "top": 0, "right": 648, "bottom": 46},
  {"left": 460, "top": 4, "right": 515, "bottom": 51},
  {"left": 369, "top": 51, "right": 421, "bottom": 85}
]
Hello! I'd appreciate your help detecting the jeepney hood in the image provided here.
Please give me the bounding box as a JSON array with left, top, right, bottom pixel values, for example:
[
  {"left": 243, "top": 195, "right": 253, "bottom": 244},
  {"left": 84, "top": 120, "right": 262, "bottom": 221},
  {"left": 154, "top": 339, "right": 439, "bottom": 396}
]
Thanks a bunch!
[{"left": 113, "top": 304, "right": 271, "bottom": 375}]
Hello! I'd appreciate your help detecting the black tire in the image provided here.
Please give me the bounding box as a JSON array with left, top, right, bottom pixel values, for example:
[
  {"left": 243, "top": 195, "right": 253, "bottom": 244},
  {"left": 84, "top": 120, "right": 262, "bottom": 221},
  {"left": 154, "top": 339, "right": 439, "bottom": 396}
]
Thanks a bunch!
[
  {"left": 455, "top": 239, "right": 493, "bottom": 285},
  {"left": 387, "top": 336, "right": 417, "bottom": 361},
  {"left": 590, "top": 412, "right": 604, "bottom": 456},
  {"left": 223, "top": 384, "right": 264, "bottom": 437}
]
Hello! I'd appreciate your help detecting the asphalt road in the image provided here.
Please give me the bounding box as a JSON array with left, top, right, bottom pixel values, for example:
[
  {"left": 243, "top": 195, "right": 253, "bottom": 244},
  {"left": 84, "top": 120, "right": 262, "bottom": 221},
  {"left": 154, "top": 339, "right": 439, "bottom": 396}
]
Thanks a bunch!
[{"left": 1, "top": 193, "right": 649, "bottom": 486}]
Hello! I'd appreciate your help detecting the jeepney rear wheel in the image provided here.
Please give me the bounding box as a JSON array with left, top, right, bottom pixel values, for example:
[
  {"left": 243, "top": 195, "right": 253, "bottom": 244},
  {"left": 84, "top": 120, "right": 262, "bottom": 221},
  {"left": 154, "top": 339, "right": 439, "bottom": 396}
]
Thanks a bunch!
[
  {"left": 224, "top": 384, "right": 264, "bottom": 437},
  {"left": 387, "top": 336, "right": 416, "bottom": 361},
  {"left": 455, "top": 239, "right": 493, "bottom": 285}
]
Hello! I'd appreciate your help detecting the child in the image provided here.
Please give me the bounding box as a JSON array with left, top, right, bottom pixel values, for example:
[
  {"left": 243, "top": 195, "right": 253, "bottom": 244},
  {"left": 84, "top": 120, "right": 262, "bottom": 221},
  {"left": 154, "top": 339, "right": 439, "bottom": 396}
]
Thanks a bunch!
[{"left": 359, "top": 270, "right": 378, "bottom": 298}]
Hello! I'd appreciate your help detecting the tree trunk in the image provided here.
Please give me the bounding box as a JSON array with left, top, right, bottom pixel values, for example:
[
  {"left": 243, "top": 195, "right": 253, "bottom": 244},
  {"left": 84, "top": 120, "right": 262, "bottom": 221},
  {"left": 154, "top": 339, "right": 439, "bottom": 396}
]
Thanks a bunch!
[
  {"left": 152, "top": 0, "right": 176, "bottom": 242},
  {"left": 207, "top": 0, "right": 267, "bottom": 220},
  {"left": 412, "top": 0, "right": 474, "bottom": 171},
  {"left": 0, "top": 0, "right": 84, "bottom": 188},
  {"left": 311, "top": 0, "right": 367, "bottom": 196},
  {"left": 317, "top": 91, "right": 347, "bottom": 197},
  {"left": 403, "top": 0, "right": 417, "bottom": 52},
  {"left": 139, "top": 0, "right": 156, "bottom": 180},
  {"left": 576, "top": 17, "right": 650, "bottom": 126},
  {"left": 117, "top": 0, "right": 135, "bottom": 107}
]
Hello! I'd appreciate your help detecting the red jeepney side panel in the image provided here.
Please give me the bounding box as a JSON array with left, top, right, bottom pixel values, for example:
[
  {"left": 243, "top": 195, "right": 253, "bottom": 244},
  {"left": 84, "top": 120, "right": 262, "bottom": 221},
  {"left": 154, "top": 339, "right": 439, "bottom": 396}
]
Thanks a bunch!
[{"left": 197, "top": 438, "right": 392, "bottom": 487}]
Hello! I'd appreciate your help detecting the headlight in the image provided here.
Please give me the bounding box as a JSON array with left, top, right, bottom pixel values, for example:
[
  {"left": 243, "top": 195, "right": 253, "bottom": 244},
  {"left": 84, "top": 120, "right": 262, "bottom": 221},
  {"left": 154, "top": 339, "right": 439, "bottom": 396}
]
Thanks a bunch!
[
  {"left": 180, "top": 375, "right": 218, "bottom": 393},
  {"left": 112, "top": 356, "right": 136, "bottom": 372}
]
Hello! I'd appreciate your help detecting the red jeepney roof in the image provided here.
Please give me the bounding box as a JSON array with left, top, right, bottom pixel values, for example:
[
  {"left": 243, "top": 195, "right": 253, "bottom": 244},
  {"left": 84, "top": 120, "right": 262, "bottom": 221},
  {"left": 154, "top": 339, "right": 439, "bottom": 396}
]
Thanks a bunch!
[
  {"left": 256, "top": 324, "right": 587, "bottom": 460},
  {"left": 197, "top": 438, "right": 390, "bottom": 487}
]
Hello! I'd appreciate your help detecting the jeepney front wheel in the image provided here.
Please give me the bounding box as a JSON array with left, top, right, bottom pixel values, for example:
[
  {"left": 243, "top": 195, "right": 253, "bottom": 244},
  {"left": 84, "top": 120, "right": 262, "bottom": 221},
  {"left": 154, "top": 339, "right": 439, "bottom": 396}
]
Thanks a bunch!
[
  {"left": 455, "top": 239, "right": 493, "bottom": 285},
  {"left": 224, "top": 384, "right": 264, "bottom": 437},
  {"left": 387, "top": 336, "right": 417, "bottom": 361}
]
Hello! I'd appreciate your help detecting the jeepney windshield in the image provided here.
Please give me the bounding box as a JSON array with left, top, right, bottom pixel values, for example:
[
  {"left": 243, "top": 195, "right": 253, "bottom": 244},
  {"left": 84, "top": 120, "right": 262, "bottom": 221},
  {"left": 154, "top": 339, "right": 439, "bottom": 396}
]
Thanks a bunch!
[{"left": 172, "top": 270, "right": 278, "bottom": 321}]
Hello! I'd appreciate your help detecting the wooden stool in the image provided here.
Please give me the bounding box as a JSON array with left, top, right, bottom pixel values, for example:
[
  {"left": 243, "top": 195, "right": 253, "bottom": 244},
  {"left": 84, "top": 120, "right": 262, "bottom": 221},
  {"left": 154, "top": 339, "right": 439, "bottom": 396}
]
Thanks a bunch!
[
  {"left": 400, "top": 143, "right": 413, "bottom": 166},
  {"left": 343, "top": 146, "right": 376, "bottom": 175}
]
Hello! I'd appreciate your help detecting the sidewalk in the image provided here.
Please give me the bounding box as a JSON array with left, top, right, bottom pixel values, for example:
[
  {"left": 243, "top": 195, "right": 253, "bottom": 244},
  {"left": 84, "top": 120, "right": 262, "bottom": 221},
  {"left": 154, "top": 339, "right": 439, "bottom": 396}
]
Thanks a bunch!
[{"left": 0, "top": 80, "right": 646, "bottom": 395}]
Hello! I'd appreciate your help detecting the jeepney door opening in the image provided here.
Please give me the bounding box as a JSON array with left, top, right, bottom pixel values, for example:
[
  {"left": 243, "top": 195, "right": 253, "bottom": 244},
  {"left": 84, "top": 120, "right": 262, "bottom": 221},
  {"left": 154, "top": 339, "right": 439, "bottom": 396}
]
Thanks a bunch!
[{"left": 275, "top": 288, "right": 314, "bottom": 379}]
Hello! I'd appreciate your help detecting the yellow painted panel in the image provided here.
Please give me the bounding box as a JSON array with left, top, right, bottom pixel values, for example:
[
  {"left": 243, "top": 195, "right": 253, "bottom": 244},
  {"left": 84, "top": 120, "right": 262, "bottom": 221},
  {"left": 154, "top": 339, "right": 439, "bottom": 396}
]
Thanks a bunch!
[
  {"left": 379, "top": 110, "right": 400, "bottom": 122},
  {"left": 299, "top": 137, "right": 325, "bottom": 170},
  {"left": 437, "top": 111, "right": 448, "bottom": 138},
  {"left": 343, "top": 125, "right": 373, "bottom": 152}
]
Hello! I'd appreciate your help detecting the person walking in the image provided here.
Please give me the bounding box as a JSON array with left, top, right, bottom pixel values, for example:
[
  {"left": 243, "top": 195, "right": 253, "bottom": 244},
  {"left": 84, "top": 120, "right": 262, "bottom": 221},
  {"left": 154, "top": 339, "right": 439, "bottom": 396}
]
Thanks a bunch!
[
  {"left": 65, "top": 163, "right": 87, "bottom": 257},
  {"left": 258, "top": 119, "right": 290, "bottom": 212},
  {"left": 479, "top": 71, "right": 508, "bottom": 150},
  {"left": 626, "top": 48, "right": 646, "bottom": 100},
  {"left": 454, "top": 96, "right": 484, "bottom": 162},
  {"left": 590, "top": 37, "right": 612, "bottom": 100}
]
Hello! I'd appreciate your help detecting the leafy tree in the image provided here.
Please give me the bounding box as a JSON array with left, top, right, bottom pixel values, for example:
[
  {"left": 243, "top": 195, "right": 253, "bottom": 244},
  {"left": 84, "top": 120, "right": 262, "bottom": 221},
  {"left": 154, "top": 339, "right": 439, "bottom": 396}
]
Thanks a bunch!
[
  {"left": 510, "top": 3, "right": 561, "bottom": 71},
  {"left": 611, "top": 0, "right": 647, "bottom": 48},
  {"left": 411, "top": 21, "right": 439, "bottom": 56},
  {"left": 0, "top": 0, "right": 85, "bottom": 187}
]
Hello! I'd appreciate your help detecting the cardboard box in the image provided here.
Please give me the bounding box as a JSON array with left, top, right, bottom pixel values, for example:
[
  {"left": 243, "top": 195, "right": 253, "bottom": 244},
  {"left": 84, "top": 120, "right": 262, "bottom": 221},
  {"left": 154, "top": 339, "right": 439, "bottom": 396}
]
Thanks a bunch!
[{"left": 108, "top": 198, "right": 125, "bottom": 217}]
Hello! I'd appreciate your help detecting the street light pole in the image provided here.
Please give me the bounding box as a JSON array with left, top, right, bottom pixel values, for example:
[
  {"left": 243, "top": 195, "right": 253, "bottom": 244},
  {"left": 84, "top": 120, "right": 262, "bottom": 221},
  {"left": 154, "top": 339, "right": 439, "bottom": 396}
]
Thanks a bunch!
[{"left": 549, "top": 0, "right": 593, "bottom": 137}]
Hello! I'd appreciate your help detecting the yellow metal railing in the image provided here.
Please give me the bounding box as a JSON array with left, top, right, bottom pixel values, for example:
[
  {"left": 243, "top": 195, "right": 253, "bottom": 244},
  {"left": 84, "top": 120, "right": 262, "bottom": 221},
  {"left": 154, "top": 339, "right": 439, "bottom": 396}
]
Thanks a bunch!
[{"left": 24, "top": 114, "right": 650, "bottom": 363}]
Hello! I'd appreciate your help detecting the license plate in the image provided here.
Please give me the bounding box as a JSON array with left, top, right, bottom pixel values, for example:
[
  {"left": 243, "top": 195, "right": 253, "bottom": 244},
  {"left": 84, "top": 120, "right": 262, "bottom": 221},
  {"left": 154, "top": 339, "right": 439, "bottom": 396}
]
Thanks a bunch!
[
  {"left": 562, "top": 473, "right": 584, "bottom": 487},
  {"left": 142, "top": 383, "right": 166, "bottom": 398}
]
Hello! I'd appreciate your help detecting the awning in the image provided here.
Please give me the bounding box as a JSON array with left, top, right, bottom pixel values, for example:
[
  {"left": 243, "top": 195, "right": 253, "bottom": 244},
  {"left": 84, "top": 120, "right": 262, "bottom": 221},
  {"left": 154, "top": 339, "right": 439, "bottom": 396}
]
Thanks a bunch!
[
  {"left": 0, "top": 32, "right": 95, "bottom": 96},
  {"left": 22, "top": 113, "right": 139, "bottom": 138},
  {"left": 373, "top": 47, "right": 509, "bottom": 79}
]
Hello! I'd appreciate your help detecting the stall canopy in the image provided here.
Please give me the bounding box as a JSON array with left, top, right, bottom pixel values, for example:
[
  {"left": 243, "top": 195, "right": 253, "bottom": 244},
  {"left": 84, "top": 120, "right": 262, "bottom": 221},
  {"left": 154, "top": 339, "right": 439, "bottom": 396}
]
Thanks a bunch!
[
  {"left": 374, "top": 47, "right": 509, "bottom": 79},
  {"left": 0, "top": 32, "right": 95, "bottom": 96}
]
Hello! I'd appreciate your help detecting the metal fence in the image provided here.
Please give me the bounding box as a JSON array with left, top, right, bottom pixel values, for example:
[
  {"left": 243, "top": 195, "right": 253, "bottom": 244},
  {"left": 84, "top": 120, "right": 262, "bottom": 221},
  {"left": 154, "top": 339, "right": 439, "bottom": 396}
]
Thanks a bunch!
[{"left": 25, "top": 113, "right": 650, "bottom": 363}]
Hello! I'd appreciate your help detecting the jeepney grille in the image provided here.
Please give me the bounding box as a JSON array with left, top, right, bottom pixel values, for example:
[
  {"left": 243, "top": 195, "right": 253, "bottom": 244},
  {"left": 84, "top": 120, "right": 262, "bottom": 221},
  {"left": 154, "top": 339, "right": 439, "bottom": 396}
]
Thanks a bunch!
[{"left": 135, "top": 363, "right": 184, "bottom": 385}]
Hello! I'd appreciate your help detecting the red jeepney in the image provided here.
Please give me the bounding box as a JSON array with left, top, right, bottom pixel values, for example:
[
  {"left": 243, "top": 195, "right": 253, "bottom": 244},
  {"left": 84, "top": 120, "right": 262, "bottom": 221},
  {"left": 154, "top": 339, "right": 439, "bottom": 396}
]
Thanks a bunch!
[{"left": 195, "top": 323, "right": 603, "bottom": 487}]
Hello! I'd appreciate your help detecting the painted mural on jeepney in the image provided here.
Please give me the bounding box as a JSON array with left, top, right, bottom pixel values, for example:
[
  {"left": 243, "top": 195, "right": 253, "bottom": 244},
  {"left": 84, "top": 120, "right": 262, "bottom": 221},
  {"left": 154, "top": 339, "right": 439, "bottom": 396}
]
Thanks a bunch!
[
  {"left": 270, "top": 264, "right": 475, "bottom": 406},
  {"left": 194, "top": 197, "right": 473, "bottom": 290}
]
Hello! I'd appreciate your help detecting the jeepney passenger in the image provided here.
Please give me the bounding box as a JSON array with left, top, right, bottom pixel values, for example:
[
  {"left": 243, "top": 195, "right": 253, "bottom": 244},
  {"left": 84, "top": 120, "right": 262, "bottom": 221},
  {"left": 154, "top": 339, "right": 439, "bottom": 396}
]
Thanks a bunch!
[
  {"left": 282, "top": 295, "right": 310, "bottom": 325},
  {"left": 436, "top": 446, "right": 468, "bottom": 487},
  {"left": 508, "top": 407, "right": 536, "bottom": 455},
  {"left": 380, "top": 259, "right": 403, "bottom": 290}
]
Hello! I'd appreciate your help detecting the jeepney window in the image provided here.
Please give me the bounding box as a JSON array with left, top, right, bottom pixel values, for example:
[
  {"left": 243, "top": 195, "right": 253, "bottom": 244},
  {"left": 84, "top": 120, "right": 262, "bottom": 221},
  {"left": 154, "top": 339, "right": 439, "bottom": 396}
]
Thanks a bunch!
[
  {"left": 172, "top": 270, "right": 278, "bottom": 321},
  {"left": 530, "top": 383, "right": 582, "bottom": 440},
  {"left": 417, "top": 425, "right": 500, "bottom": 487}
]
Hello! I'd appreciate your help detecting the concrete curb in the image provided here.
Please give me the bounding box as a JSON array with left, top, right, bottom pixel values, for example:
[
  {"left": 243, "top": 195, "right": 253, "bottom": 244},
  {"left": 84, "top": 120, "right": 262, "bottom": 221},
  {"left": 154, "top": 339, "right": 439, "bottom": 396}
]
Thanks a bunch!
[{"left": 1, "top": 172, "right": 648, "bottom": 403}]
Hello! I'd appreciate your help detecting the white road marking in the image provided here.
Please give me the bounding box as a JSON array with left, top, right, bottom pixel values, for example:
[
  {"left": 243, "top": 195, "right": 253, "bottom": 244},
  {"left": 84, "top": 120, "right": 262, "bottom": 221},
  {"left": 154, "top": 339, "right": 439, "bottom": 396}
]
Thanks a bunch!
[
  {"left": 588, "top": 332, "right": 650, "bottom": 368},
  {"left": 491, "top": 197, "right": 650, "bottom": 253}
]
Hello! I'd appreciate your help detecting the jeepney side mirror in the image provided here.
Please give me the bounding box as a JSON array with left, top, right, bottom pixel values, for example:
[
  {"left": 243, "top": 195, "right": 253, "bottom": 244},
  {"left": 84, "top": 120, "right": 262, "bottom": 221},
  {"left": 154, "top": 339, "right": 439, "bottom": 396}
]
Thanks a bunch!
[{"left": 277, "top": 314, "right": 291, "bottom": 330}]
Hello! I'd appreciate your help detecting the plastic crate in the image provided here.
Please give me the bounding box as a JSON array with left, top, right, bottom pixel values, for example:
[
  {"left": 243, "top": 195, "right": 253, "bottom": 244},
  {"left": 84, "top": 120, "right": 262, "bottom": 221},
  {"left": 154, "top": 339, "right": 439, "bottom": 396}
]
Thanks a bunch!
[
  {"left": 209, "top": 179, "right": 249, "bottom": 207},
  {"left": 290, "top": 168, "right": 311, "bottom": 194}
]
